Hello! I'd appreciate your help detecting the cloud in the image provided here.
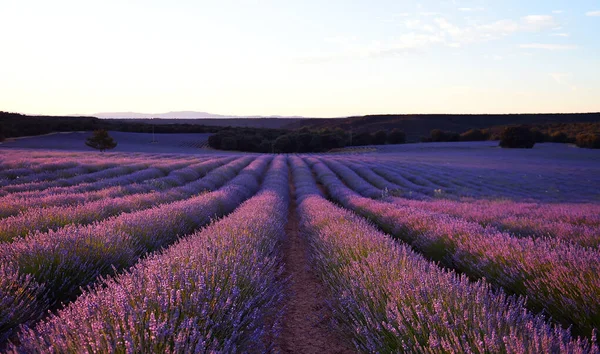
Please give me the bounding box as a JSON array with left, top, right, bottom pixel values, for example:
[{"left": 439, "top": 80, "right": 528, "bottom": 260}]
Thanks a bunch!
[
  {"left": 478, "top": 19, "right": 520, "bottom": 35},
  {"left": 519, "top": 43, "right": 577, "bottom": 50},
  {"left": 434, "top": 18, "right": 463, "bottom": 36},
  {"left": 520, "top": 15, "right": 559, "bottom": 31},
  {"left": 404, "top": 19, "right": 435, "bottom": 32},
  {"left": 362, "top": 33, "right": 445, "bottom": 57},
  {"left": 306, "top": 13, "right": 568, "bottom": 62},
  {"left": 458, "top": 7, "right": 484, "bottom": 12},
  {"left": 430, "top": 15, "right": 559, "bottom": 45},
  {"left": 586, "top": 11, "right": 600, "bottom": 17},
  {"left": 299, "top": 33, "right": 444, "bottom": 62}
]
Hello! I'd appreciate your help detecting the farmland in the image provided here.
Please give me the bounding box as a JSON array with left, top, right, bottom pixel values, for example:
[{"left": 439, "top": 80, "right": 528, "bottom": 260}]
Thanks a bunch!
[{"left": 0, "top": 143, "right": 599, "bottom": 353}]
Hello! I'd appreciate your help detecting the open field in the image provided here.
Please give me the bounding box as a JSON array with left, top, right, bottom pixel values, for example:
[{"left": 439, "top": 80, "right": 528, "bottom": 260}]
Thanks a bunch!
[
  {"left": 0, "top": 144, "right": 599, "bottom": 352},
  {"left": 0, "top": 131, "right": 214, "bottom": 154}
]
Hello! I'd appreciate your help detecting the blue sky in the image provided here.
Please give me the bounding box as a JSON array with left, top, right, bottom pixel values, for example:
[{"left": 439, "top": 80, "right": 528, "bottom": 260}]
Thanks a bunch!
[{"left": 0, "top": 0, "right": 599, "bottom": 117}]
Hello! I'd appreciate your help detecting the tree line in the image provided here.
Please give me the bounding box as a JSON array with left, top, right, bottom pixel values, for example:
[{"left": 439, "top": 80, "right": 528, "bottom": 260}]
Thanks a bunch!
[
  {"left": 422, "top": 123, "right": 600, "bottom": 149},
  {"left": 0, "top": 111, "right": 219, "bottom": 140},
  {"left": 207, "top": 127, "right": 407, "bottom": 153},
  {"left": 1, "top": 111, "right": 598, "bottom": 150}
]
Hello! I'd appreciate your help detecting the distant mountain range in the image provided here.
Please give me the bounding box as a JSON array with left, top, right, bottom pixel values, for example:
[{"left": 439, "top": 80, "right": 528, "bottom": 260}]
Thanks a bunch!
[{"left": 89, "top": 111, "right": 311, "bottom": 119}]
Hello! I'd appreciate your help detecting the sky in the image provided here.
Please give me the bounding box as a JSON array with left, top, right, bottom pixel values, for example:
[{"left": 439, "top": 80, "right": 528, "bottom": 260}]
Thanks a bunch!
[{"left": 1, "top": 0, "right": 599, "bottom": 118}]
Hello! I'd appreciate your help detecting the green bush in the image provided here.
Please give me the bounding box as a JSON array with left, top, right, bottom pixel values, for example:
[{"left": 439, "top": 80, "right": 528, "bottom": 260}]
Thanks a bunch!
[
  {"left": 372, "top": 130, "right": 387, "bottom": 145},
  {"left": 550, "top": 131, "right": 569, "bottom": 143},
  {"left": 387, "top": 129, "right": 406, "bottom": 144},
  {"left": 352, "top": 132, "right": 373, "bottom": 146},
  {"left": 499, "top": 126, "right": 535, "bottom": 149},
  {"left": 460, "top": 129, "right": 489, "bottom": 142},
  {"left": 431, "top": 129, "right": 460, "bottom": 142},
  {"left": 220, "top": 136, "right": 238, "bottom": 150},
  {"left": 575, "top": 133, "right": 600, "bottom": 149},
  {"left": 308, "top": 135, "right": 323, "bottom": 152},
  {"left": 273, "top": 135, "right": 293, "bottom": 153}
]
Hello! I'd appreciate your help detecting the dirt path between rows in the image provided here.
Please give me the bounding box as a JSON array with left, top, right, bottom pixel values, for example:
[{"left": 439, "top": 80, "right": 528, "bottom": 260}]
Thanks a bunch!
[{"left": 278, "top": 180, "right": 355, "bottom": 353}]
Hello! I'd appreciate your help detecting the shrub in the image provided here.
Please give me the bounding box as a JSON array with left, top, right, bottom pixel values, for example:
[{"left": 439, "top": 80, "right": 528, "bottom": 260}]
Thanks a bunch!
[
  {"left": 575, "top": 133, "right": 600, "bottom": 149},
  {"left": 550, "top": 131, "right": 569, "bottom": 143},
  {"left": 352, "top": 132, "right": 372, "bottom": 146},
  {"left": 296, "top": 133, "right": 313, "bottom": 153},
  {"left": 460, "top": 129, "right": 489, "bottom": 142},
  {"left": 372, "top": 130, "right": 387, "bottom": 145},
  {"left": 431, "top": 129, "right": 460, "bottom": 142},
  {"left": 387, "top": 129, "right": 406, "bottom": 144},
  {"left": 207, "top": 134, "right": 222, "bottom": 149},
  {"left": 308, "top": 135, "right": 323, "bottom": 152},
  {"left": 220, "top": 137, "right": 238, "bottom": 150},
  {"left": 430, "top": 129, "right": 444, "bottom": 142},
  {"left": 321, "top": 133, "right": 344, "bottom": 150},
  {"left": 273, "top": 135, "right": 293, "bottom": 153},
  {"left": 259, "top": 140, "right": 272, "bottom": 153},
  {"left": 531, "top": 129, "right": 549, "bottom": 143},
  {"left": 499, "top": 126, "right": 535, "bottom": 149}
]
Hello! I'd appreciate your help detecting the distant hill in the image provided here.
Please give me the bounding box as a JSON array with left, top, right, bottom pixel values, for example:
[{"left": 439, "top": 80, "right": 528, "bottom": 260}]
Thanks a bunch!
[
  {"left": 284, "top": 113, "right": 600, "bottom": 141},
  {"left": 119, "top": 118, "right": 305, "bottom": 129},
  {"left": 90, "top": 111, "right": 309, "bottom": 120},
  {"left": 120, "top": 113, "right": 600, "bottom": 140}
]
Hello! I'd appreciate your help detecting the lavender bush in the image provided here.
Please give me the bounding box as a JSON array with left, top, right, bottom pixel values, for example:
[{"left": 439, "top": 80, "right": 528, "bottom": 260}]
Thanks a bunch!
[
  {"left": 10, "top": 156, "right": 289, "bottom": 353},
  {"left": 290, "top": 156, "right": 597, "bottom": 353}
]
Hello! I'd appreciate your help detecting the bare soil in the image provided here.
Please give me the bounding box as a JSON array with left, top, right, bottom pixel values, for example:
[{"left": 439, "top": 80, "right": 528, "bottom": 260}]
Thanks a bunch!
[{"left": 278, "top": 180, "right": 355, "bottom": 354}]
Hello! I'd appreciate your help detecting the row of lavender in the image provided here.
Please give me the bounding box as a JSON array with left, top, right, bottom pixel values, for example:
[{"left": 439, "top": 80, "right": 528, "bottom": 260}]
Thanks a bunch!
[
  {"left": 0, "top": 156, "right": 236, "bottom": 218},
  {"left": 0, "top": 156, "right": 189, "bottom": 188},
  {"left": 0, "top": 157, "right": 215, "bottom": 203},
  {"left": 0, "top": 150, "right": 196, "bottom": 173},
  {"left": 333, "top": 157, "right": 600, "bottom": 248},
  {"left": 338, "top": 154, "right": 600, "bottom": 203},
  {"left": 0, "top": 153, "right": 208, "bottom": 196},
  {"left": 393, "top": 197, "right": 600, "bottom": 248},
  {"left": 290, "top": 156, "right": 597, "bottom": 352},
  {"left": 0, "top": 151, "right": 176, "bottom": 183},
  {"left": 310, "top": 156, "right": 600, "bottom": 339},
  {"left": 7, "top": 156, "right": 290, "bottom": 352},
  {"left": 0, "top": 155, "right": 271, "bottom": 344},
  {"left": 0, "top": 157, "right": 240, "bottom": 240}
]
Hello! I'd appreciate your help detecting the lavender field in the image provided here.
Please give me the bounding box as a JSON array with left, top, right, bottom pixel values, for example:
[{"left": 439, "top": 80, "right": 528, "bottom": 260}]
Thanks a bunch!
[{"left": 0, "top": 145, "right": 599, "bottom": 353}]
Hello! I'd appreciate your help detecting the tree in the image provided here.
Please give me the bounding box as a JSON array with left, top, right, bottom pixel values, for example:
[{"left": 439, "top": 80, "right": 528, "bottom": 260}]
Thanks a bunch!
[
  {"left": 308, "top": 134, "right": 323, "bottom": 152},
  {"left": 207, "top": 134, "right": 222, "bottom": 149},
  {"left": 431, "top": 129, "right": 460, "bottom": 142},
  {"left": 85, "top": 130, "right": 117, "bottom": 152},
  {"left": 460, "top": 129, "right": 489, "bottom": 142},
  {"left": 273, "top": 135, "right": 293, "bottom": 153},
  {"left": 430, "top": 129, "right": 445, "bottom": 142},
  {"left": 372, "top": 130, "right": 387, "bottom": 145},
  {"left": 220, "top": 136, "right": 238, "bottom": 150},
  {"left": 295, "top": 133, "right": 313, "bottom": 153},
  {"left": 352, "top": 132, "right": 372, "bottom": 146},
  {"left": 550, "top": 131, "right": 568, "bottom": 143},
  {"left": 387, "top": 129, "right": 406, "bottom": 144},
  {"left": 499, "top": 126, "right": 535, "bottom": 149},
  {"left": 575, "top": 133, "right": 600, "bottom": 149}
]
